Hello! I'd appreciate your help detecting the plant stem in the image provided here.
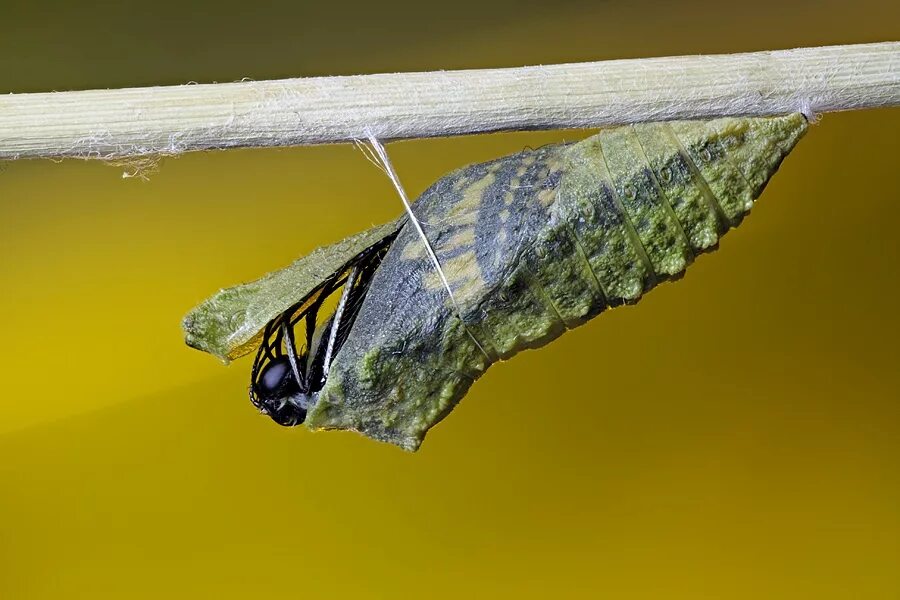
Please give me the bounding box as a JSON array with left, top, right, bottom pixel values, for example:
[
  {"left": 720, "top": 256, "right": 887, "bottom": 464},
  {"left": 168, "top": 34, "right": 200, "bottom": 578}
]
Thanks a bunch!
[{"left": 1, "top": 42, "right": 897, "bottom": 161}]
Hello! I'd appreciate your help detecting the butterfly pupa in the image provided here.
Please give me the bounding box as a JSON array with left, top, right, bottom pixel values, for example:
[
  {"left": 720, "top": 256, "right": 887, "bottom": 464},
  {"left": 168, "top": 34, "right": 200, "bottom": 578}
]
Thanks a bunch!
[{"left": 183, "top": 113, "right": 808, "bottom": 450}]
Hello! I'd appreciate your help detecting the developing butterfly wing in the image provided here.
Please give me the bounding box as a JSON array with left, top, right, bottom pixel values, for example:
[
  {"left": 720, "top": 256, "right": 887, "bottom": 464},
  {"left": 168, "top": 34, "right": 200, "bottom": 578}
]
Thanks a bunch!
[
  {"left": 182, "top": 217, "right": 405, "bottom": 362},
  {"left": 307, "top": 114, "right": 807, "bottom": 450}
]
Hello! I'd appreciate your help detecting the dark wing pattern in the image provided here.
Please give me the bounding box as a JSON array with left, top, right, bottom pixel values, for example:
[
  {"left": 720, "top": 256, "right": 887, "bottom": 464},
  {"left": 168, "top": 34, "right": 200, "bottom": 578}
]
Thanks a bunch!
[
  {"left": 183, "top": 218, "right": 404, "bottom": 362},
  {"left": 249, "top": 232, "right": 398, "bottom": 407}
]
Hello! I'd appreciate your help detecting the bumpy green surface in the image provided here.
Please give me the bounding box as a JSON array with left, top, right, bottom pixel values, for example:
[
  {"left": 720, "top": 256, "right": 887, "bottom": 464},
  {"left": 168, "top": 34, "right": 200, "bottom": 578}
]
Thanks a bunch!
[{"left": 183, "top": 114, "right": 808, "bottom": 450}]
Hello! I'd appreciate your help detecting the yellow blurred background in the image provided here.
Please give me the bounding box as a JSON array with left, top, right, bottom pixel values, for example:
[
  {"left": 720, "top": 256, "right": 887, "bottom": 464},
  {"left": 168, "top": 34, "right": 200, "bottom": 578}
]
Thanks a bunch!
[{"left": 1, "top": 1, "right": 898, "bottom": 597}]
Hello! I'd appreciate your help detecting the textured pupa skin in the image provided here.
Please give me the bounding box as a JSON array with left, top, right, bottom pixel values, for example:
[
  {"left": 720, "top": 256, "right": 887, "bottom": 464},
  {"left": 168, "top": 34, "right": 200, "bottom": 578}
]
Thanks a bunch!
[{"left": 184, "top": 114, "right": 808, "bottom": 451}]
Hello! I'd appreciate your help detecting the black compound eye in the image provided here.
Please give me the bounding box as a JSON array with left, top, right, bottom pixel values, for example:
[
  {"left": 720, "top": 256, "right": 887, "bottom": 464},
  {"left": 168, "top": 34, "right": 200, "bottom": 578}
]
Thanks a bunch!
[
  {"left": 251, "top": 356, "right": 307, "bottom": 426},
  {"left": 260, "top": 358, "right": 290, "bottom": 394},
  {"left": 256, "top": 356, "right": 300, "bottom": 398}
]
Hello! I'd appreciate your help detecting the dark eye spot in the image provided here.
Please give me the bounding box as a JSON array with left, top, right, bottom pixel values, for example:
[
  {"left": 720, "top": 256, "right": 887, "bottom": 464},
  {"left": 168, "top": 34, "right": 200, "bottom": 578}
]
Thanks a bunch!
[
  {"left": 257, "top": 356, "right": 300, "bottom": 398},
  {"left": 261, "top": 359, "right": 290, "bottom": 393},
  {"left": 252, "top": 356, "right": 307, "bottom": 426}
]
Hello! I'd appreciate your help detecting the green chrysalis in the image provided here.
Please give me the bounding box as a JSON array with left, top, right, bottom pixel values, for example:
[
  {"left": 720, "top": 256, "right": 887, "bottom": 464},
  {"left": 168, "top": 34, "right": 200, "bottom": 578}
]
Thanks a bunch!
[{"left": 183, "top": 114, "right": 808, "bottom": 450}]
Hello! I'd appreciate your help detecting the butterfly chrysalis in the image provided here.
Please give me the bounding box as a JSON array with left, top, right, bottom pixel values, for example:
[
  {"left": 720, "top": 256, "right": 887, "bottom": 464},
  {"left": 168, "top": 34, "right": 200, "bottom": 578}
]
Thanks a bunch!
[{"left": 184, "top": 114, "right": 808, "bottom": 450}]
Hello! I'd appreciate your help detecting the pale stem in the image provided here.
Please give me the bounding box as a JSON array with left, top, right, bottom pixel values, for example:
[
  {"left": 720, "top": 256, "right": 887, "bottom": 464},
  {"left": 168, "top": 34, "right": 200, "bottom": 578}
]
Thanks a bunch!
[{"left": 0, "top": 42, "right": 898, "bottom": 161}]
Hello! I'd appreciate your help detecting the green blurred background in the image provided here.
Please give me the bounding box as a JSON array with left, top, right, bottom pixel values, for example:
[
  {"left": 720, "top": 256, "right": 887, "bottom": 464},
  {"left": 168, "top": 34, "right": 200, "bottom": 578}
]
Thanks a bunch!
[{"left": 1, "top": 1, "right": 898, "bottom": 597}]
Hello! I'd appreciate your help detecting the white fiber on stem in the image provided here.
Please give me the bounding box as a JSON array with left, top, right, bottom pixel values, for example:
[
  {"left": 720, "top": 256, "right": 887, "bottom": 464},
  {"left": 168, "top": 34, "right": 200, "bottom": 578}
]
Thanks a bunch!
[{"left": 361, "top": 133, "right": 491, "bottom": 360}]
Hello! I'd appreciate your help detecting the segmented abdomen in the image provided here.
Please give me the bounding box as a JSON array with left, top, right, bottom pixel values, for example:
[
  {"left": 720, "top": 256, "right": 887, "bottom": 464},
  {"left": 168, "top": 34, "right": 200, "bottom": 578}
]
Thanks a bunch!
[{"left": 479, "top": 114, "right": 807, "bottom": 357}]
